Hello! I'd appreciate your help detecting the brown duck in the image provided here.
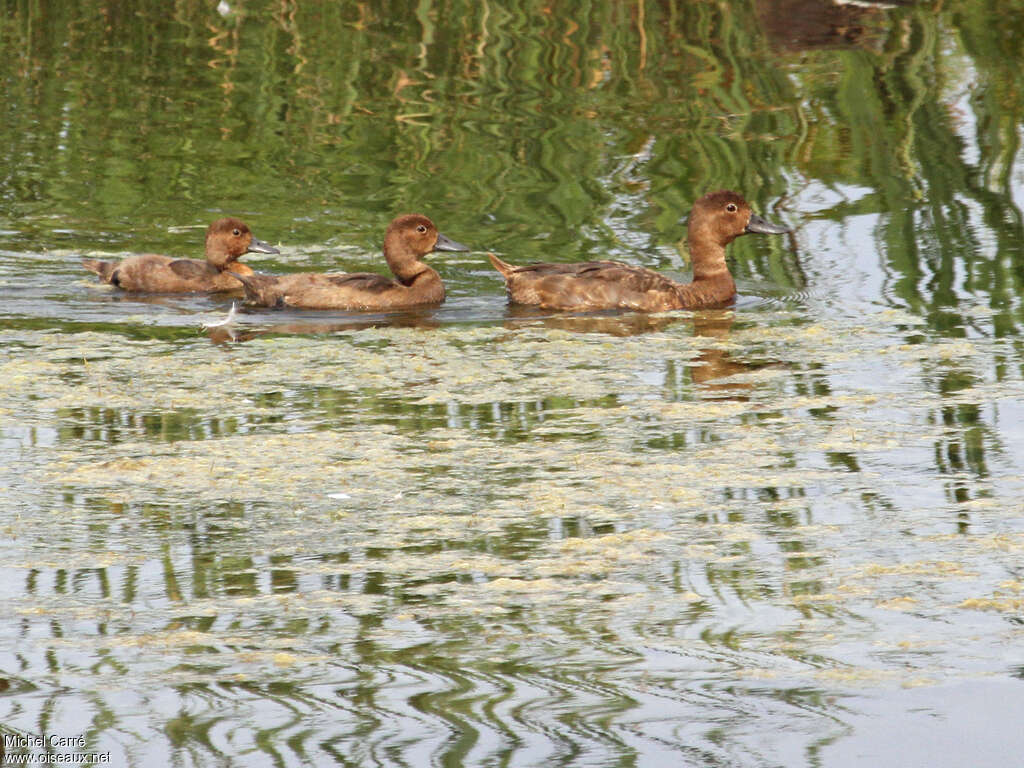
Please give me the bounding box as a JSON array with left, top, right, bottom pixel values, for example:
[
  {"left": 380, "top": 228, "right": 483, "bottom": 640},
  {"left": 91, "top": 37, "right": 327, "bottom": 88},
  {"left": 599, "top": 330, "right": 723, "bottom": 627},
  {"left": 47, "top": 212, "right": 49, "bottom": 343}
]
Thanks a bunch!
[
  {"left": 488, "top": 190, "right": 788, "bottom": 311},
  {"left": 231, "top": 214, "right": 468, "bottom": 310},
  {"left": 82, "top": 218, "right": 279, "bottom": 292}
]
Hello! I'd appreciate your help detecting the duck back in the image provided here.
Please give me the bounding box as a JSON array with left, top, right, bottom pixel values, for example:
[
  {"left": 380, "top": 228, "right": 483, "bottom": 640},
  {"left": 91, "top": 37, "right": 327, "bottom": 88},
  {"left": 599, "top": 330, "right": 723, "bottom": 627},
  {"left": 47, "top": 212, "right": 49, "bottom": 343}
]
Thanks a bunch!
[
  {"left": 89, "top": 254, "right": 246, "bottom": 292},
  {"left": 232, "top": 269, "right": 444, "bottom": 310},
  {"left": 490, "top": 255, "right": 697, "bottom": 311}
]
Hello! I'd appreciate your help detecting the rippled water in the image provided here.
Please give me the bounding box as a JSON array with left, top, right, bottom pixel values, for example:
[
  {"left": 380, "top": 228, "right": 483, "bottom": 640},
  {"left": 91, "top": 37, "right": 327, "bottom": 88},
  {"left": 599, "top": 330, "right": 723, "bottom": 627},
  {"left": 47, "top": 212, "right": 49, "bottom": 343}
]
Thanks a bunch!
[{"left": 3, "top": 1, "right": 1024, "bottom": 766}]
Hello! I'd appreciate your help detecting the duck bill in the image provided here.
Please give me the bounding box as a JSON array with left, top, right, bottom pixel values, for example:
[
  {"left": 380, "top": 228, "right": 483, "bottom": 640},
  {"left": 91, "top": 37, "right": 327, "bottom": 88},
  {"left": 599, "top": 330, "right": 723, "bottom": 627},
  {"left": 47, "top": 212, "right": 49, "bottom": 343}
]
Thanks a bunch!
[
  {"left": 247, "top": 237, "right": 280, "bottom": 255},
  {"left": 745, "top": 213, "right": 788, "bottom": 235},
  {"left": 433, "top": 232, "right": 470, "bottom": 252}
]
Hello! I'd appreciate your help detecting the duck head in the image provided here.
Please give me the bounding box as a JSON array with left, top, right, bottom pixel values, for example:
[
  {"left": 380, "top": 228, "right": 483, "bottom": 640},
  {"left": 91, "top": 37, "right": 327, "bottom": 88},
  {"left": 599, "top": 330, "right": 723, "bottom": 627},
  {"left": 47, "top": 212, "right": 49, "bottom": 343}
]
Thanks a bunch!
[
  {"left": 385, "top": 214, "right": 469, "bottom": 258},
  {"left": 687, "top": 190, "right": 787, "bottom": 280},
  {"left": 205, "top": 217, "right": 280, "bottom": 270},
  {"left": 690, "top": 190, "right": 788, "bottom": 243},
  {"left": 383, "top": 213, "right": 469, "bottom": 282}
]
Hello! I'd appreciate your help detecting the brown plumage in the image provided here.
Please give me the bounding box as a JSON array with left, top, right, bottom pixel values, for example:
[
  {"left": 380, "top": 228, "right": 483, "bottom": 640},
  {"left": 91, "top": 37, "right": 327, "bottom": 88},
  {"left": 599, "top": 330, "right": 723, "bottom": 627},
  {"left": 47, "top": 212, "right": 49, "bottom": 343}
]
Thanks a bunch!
[
  {"left": 231, "top": 214, "right": 469, "bottom": 310},
  {"left": 489, "top": 190, "right": 788, "bottom": 311},
  {"left": 82, "top": 218, "right": 279, "bottom": 293}
]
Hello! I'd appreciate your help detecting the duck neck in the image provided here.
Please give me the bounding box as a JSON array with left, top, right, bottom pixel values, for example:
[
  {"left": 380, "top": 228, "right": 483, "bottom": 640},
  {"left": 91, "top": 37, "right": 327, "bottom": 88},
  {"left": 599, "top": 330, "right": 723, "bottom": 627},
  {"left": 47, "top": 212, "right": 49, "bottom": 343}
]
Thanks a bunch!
[
  {"left": 385, "top": 248, "right": 429, "bottom": 282},
  {"left": 385, "top": 245, "right": 444, "bottom": 302},
  {"left": 403, "top": 266, "right": 445, "bottom": 302},
  {"left": 680, "top": 233, "right": 736, "bottom": 306}
]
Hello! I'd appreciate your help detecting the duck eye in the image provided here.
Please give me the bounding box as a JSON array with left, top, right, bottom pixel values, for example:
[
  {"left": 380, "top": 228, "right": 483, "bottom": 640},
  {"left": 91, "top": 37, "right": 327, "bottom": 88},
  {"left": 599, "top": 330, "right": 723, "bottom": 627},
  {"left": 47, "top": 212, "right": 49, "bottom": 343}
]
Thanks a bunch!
[
  {"left": 416, "top": 225, "right": 427, "bottom": 233},
  {"left": 725, "top": 203, "right": 737, "bottom": 213},
  {"left": 232, "top": 228, "right": 241, "bottom": 236}
]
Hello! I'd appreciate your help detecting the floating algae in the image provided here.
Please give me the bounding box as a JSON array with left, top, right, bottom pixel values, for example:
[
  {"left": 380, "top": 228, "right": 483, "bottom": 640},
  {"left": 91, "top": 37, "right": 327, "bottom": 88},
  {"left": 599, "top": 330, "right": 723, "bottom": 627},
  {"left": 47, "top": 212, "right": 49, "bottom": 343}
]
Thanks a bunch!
[{"left": 4, "top": 299, "right": 1024, "bottom": 763}]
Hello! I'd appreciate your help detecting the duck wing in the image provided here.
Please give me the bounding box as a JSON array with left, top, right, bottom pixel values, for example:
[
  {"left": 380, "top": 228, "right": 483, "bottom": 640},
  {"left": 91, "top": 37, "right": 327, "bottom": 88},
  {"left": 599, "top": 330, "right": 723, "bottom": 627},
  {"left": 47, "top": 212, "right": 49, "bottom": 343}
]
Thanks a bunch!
[
  {"left": 232, "top": 271, "right": 406, "bottom": 309},
  {"left": 167, "top": 259, "right": 217, "bottom": 281},
  {"left": 571, "top": 261, "right": 680, "bottom": 292},
  {"left": 511, "top": 260, "right": 674, "bottom": 289},
  {"left": 505, "top": 260, "right": 683, "bottom": 311},
  {"left": 509, "top": 259, "right": 621, "bottom": 275},
  {"left": 324, "top": 272, "right": 401, "bottom": 293}
]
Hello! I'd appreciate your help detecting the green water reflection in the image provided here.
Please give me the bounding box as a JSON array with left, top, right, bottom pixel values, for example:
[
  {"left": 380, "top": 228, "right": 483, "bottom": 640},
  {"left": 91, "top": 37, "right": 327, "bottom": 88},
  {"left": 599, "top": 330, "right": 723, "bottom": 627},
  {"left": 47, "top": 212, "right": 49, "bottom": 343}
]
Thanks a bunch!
[{"left": 2, "top": 1, "right": 1024, "bottom": 766}]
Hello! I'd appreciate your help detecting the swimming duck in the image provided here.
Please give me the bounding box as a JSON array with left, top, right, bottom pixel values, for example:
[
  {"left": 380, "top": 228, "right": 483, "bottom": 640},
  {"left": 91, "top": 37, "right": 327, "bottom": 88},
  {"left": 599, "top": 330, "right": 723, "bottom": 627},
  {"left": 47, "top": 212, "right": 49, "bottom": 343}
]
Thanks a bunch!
[
  {"left": 488, "top": 190, "right": 788, "bottom": 311},
  {"left": 82, "top": 218, "right": 279, "bottom": 292},
  {"left": 231, "top": 214, "right": 468, "bottom": 310}
]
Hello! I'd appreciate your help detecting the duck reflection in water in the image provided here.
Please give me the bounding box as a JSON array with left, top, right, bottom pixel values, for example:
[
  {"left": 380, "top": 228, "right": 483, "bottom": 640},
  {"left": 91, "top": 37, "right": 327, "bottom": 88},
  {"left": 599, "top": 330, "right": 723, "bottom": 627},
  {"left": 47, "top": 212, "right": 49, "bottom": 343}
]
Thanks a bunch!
[
  {"left": 203, "top": 305, "right": 442, "bottom": 343},
  {"left": 755, "top": 0, "right": 903, "bottom": 52},
  {"left": 687, "top": 311, "right": 757, "bottom": 398},
  {"left": 500, "top": 303, "right": 686, "bottom": 336},
  {"left": 501, "top": 306, "right": 756, "bottom": 398}
]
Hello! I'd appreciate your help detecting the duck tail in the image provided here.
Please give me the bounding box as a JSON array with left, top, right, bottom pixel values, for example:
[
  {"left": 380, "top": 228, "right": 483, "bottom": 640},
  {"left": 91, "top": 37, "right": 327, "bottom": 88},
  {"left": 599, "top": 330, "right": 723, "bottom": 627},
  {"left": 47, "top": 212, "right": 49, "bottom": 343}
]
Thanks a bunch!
[
  {"left": 487, "top": 252, "right": 517, "bottom": 278},
  {"left": 226, "top": 270, "right": 259, "bottom": 300},
  {"left": 227, "top": 271, "right": 280, "bottom": 307},
  {"left": 81, "top": 259, "right": 117, "bottom": 282}
]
